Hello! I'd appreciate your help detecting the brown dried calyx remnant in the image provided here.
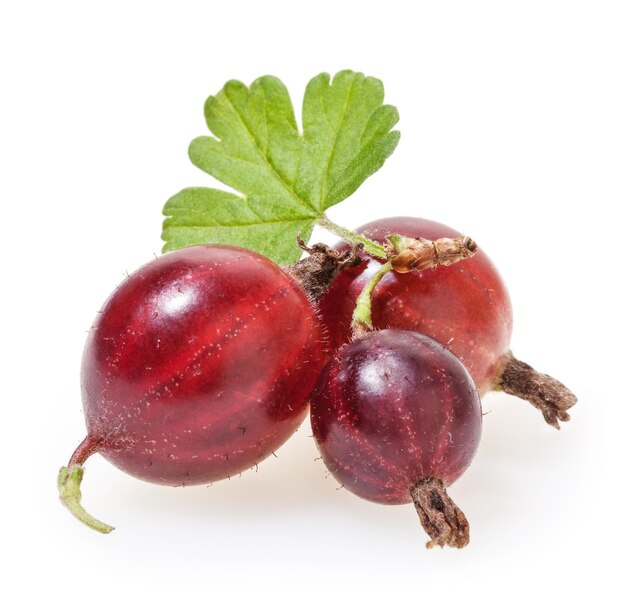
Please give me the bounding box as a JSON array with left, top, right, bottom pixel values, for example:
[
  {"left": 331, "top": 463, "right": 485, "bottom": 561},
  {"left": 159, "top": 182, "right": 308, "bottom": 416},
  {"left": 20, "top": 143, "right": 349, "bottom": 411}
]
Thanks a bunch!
[
  {"left": 284, "top": 236, "right": 363, "bottom": 303},
  {"left": 494, "top": 353, "right": 577, "bottom": 429},
  {"left": 387, "top": 234, "right": 478, "bottom": 273},
  {"left": 410, "top": 478, "right": 470, "bottom": 549},
  {"left": 286, "top": 232, "right": 477, "bottom": 303}
]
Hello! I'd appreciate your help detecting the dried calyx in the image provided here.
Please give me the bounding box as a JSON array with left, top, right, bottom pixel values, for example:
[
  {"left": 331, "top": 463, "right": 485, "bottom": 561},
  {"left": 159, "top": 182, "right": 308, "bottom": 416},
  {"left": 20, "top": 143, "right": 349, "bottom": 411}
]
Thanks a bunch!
[
  {"left": 387, "top": 234, "right": 477, "bottom": 273},
  {"left": 287, "top": 232, "right": 478, "bottom": 305},
  {"left": 283, "top": 237, "right": 363, "bottom": 302}
]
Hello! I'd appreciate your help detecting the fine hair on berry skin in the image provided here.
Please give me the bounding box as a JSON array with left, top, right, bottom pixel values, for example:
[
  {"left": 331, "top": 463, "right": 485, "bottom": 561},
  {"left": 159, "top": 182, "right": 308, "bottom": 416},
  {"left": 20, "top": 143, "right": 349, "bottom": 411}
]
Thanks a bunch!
[
  {"left": 310, "top": 329, "right": 482, "bottom": 549},
  {"left": 58, "top": 244, "right": 327, "bottom": 533},
  {"left": 319, "top": 217, "right": 577, "bottom": 429}
]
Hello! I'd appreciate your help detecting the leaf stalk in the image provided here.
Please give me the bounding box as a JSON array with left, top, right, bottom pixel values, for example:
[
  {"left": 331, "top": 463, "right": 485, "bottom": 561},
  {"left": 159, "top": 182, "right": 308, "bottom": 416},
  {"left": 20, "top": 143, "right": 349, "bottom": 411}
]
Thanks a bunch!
[{"left": 317, "top": 215, "right": 388, "bottom": 260}]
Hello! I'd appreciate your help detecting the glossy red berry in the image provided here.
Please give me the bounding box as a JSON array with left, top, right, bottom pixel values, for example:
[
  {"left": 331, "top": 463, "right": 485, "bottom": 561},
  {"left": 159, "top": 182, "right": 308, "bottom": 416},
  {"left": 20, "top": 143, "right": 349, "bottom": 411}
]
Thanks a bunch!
[
  {"left": 60, "top": 245, "right": 326, "bottom": 531},
  {"left": 311, "top": 329, "right": 482, "bottom": 548}
]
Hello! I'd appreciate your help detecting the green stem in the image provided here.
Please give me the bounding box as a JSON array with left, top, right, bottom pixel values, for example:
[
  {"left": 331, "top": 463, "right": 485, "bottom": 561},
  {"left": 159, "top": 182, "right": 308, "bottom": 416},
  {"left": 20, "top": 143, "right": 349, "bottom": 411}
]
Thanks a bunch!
[
  {"left": 58, "top": 465, "right": 115, "bottom": 534},
  {"left": 317, "top": 214, "right": 388, "bottom": 260},
  {"left": 351, "top": 261, "right": 392, "bottom": 334},
  {"left": 58, "top": 436, "right": 114, "bottom": 534}
]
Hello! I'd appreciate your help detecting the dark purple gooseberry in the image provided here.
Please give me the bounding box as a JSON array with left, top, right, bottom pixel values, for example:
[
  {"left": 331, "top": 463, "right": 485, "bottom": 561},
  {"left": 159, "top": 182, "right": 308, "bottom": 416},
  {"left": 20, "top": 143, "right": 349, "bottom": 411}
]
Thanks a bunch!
[{"left": 310, "top": 329, "right": 482, "bottom": 548}]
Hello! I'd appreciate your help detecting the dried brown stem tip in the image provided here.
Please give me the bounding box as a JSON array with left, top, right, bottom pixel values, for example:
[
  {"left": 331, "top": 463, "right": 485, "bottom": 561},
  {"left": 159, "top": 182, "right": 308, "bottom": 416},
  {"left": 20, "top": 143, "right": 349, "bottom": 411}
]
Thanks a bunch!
[
  {"left": 494, "top": 353, "right": 577, "bottom": 429},
  {"left": 388, "top": 235, "right": 477, "bottom": 273},
  {"left": 410, "top": 478, "right": 470, "bottom": 549},
  {"left": 283, "top": 236, "right": 363, "bottom": 303}
]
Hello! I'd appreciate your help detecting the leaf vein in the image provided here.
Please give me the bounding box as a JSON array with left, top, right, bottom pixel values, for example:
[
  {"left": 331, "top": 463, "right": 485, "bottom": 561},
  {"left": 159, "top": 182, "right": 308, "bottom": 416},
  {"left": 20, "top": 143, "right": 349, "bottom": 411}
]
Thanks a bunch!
[
  {"left": 320, "top": 75, "right": 357, "bottom": 208},
  {"left": 222, "top": 86, "right": 317, "bottom": 215}
]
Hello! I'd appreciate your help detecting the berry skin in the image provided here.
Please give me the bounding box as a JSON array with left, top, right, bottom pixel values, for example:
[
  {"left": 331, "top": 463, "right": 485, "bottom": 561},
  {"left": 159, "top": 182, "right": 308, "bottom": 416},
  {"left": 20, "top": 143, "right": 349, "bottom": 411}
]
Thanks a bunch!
[
  {"left": 320, "top": 217, "right": 512, "bottom": 392},
  {"left": 81, "top": 245, "right": 326, "bottom": 485},
  {"left": 60, "top": 245, "right": 326, "bottom": 532},
  {"left": 320, "top": 217, "right": 576, "bottom": 428},
  {"left": 310, "top": 329, "right": 482, "bottom": 547}
]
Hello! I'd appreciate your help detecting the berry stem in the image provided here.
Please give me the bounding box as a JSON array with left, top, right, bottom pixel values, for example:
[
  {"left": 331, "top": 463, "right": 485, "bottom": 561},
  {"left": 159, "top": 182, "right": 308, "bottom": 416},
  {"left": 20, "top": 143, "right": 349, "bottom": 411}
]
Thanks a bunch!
[
  {"left": 58, "top": 435, "right": 115, "bottom": 534},
  {"left": 410, "top": 478, "right": 470, "bottom": 549},
  {"left": 317, "top": 215, "right": 388, "bottom": 260},
  {"left": 351, "top": 261, "right": 392, "bottom": 338},
  {"left": 493, "top": 353, "right": 577, "bottom": 429},
  {"left": 68, "top": 433, "right": 102, "bottom": 466}
]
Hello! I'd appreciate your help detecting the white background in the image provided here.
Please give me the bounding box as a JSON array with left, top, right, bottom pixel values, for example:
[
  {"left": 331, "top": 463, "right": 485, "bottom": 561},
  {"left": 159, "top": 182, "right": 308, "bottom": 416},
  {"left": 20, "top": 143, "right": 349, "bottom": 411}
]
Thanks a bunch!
[{"left": 1, "top": 1, "right": 624, "bottom": 601}]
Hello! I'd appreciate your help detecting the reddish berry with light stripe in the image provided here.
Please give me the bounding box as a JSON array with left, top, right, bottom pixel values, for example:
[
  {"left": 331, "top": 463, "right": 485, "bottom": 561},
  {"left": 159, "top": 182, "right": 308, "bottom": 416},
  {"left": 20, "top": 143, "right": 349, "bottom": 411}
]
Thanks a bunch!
[{"left": 59, "top": 245, "right": 326, "bottom": 532}]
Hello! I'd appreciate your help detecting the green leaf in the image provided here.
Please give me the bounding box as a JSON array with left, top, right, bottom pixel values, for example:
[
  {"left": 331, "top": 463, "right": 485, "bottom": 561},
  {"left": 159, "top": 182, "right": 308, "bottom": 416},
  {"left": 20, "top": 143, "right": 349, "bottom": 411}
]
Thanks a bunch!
[
  {"left": 297, "top": 71, "right": 400, "bottom": 211},
  {"left": 162, "top": 188, "right": 315, "bottom": 262},
  {"left": 162, "top": 70, "right": 399, "bottom": 264}
]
